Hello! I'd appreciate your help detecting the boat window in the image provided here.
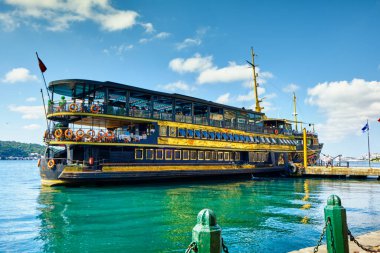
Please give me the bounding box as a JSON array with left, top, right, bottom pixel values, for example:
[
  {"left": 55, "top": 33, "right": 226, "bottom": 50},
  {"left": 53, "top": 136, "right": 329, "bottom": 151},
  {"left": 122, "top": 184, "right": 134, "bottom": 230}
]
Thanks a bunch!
[
  {"left": 201, "top": 130, "right": 208, "bottom": 139},
  {"left": 259, "top": 137, "right": 265, "bottom": 143},
  {"left": 245, "top": 136, "right": 250, "bottom": 142},
  {"left": 178, "top": 128, "right": 186, "bottom": 137},
  {"left": 194, "top": 103, "right": 208, "bottom": 125},
  {"left": 198, "top": 151, "right": 205, "bottom": 160},
  {"left": 108, "top": 89, "right": 127, "bottom": 116},
  {"left": 279, "top": 139, "right": 284, "bottom": 144},
  {"left": 129, "top": 92, "right": 151, "bottom": 118},
  {"left": 208, "top": 132, "right": 215, "bottom": 140},
  {"left": 217, "top": 152, "right": 224, "bottom": 161},
  {"left": 159, "top": 126, "right": 167, "bottom": 136},
  {"left": 228, "top": 133, "right": 233, "bottom": 141},
  {"left": 146, "top": 149, "right": 154, "bottom": 160},
  {"left": 174, "top": 150, "right": 181, "bottom": 160},
  {"left": 205, "top": 151, "right": 211, "bottom": 160},
  {"left": 224, "top": 152, "right": 229, "bottom": 161},
  {"left": 235, "top": 152, "right": 240, "bottom": 161},
  {"left": 152, "top": 96, "right": 173, "bottom": 121},
  {"left": 175, "top": 99, "right": 192, "bottom": 123},
  {"left": 211, "top": 151, "right": 217, "bottom": 160},
  {"left": 222, "top": 133, "right": 228, "bottom": 141},
  {"left": 265, "top": 137, "right": 271, "bottom": 143},
  {"left": 234, "top": 134, "right": 239, "bottom": 142},
  {"left": 165, "top": 150, "right": 173, "bottom": 160},
  {"left": 271, "top": 138, "right": 277, "bottom": 144},
  {"left": 249, "top": 136, "right": 254, "bottom": 142},
  {"left": 224, "top": 110, "right": 235, "bottom": 129},
  {"left": 169, "top": 127, "right": 177, "bottom": 137},
  {"left": 210, "top": 107, "right": 223, "bottom": 127},
  {"left": 195, "top": 130, "right": 201, "bottom": 138},
  {"left": 215, "top": 132, "right": 221, "bottom": 140},
  {"left": 190, "top": 150, "right": 197, "bottom": 160},
  {"left": 135, "top": 149, "right": 143, "bottom": 160},
  {"left": 156, "top": 149, "right": 163, "bottom": 160},
  {"left": 183, "top": 150, "right": 189, "bottom": 160},
  {"left": 239, "top": 135, "right": 245, "bottom": 142},
  {"left": 187, "top": 129, "right": 194, "bottom": 138}
]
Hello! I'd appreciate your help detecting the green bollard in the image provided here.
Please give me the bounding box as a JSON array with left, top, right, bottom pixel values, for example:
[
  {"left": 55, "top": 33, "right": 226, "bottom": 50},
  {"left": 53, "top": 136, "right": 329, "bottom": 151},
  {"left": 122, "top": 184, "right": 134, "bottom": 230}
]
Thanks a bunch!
[
  {"left": 324, "top": 195, "right": 349, "bottom": 253},
  {"left": 191, "top": 209, "right": 222, "bottom": 253}
]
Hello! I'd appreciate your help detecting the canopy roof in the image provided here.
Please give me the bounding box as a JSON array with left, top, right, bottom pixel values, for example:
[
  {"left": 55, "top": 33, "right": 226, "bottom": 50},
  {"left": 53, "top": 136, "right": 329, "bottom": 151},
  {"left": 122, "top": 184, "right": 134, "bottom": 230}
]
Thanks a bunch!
[{"left": 49, "top": 79, "right": 264, "bottom": 116}]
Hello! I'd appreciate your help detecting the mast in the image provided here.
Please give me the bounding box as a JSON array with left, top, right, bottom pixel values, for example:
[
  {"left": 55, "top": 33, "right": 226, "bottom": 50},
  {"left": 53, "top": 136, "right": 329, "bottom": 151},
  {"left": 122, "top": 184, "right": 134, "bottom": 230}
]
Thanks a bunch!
[
  {"left": 293, "top": 92, "right": 298, "bottom": 131},
  {"left": 249, "top": 47, "right": 262, "bottom": 113}
]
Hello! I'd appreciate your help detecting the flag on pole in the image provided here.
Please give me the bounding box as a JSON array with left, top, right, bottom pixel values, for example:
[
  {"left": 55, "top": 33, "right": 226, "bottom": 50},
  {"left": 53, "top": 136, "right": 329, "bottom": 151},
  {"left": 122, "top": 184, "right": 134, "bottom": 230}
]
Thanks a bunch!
[
  {"left": 378, "top": 118, "right": 380, "bottom": 123},
  {"left": 37, "top": 54, "right": 47, "bottom": 73},
  {"left": 361, "top": 122, "right": 369, "bottom": 133}
]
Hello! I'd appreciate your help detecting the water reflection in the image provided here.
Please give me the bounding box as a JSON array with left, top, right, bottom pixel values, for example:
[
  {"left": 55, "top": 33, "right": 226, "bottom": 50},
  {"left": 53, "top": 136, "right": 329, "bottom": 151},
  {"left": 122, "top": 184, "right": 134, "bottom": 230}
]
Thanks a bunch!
[{"left": 35, "top": 178, "right": 380, "bottom": 253}]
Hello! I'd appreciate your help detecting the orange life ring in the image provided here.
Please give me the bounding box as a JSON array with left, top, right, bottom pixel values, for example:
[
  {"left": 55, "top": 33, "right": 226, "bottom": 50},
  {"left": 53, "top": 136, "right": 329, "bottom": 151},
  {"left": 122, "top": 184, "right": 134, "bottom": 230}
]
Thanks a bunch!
[
  {"left": 87, "top": 129, "right": 95, "bottom": 138},
  {"left": 65, "top": 129, "right": 73, "bottom": 139},
  {"left": 69, "top": 103, "right": 78, "bottom": 112},
  {"left": 274, "top": 129, "right": 279, "bottom": 135},
  {"left": 54, "top": 129, "right": 63, "bottom": 138},
  {"left": 47, "top": 159, "right": 55, "bottom": 169},
  {"left": 76, "top": 129, "right": 85, "bottom": 138},
  {"left": 90, "top": 104, "right": 100, "bottom": 113},
  {"left": 37, "top": 159, "right": 41, "bottom": 167},
  {"left": 106, "top": 130, "right": 114, "bottom": 140}
]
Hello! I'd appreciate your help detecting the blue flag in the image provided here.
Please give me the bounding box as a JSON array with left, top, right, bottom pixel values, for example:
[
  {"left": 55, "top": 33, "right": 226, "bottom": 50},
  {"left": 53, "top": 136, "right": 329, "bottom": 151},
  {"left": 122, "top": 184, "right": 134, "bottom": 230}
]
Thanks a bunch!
[{"left": 361, "top": 123, "right": 369, "bottom": 133}]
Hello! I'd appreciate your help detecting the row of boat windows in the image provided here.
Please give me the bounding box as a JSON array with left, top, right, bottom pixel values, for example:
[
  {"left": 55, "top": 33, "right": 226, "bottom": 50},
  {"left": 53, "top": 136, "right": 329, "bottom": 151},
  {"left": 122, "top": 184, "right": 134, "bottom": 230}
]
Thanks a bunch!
[
  {"left": 135, "top": 148, "right": 241, "bottom": 161},
  {"left": 159, "top": 126, "right": 298, "bottom": 145}
]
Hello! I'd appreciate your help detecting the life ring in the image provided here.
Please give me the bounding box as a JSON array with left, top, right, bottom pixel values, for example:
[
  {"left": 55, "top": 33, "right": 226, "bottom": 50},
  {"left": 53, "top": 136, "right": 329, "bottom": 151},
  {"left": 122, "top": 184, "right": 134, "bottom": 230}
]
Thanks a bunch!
[
  {"left": 65, "top": 129, "right": 73, "bottom": 139},
  {"left": 274, "top": 129, "right": 279, "bottom": 135},
  {"left": 76, "top": 129, "right": 85, "bottom": 138},
  {"left": 37, "top": 159, "right": 41, "bottom": 167},
  {"left": 47, "top": 159, "right": 55, "bottom": 169},
  {"left": 97, "top": 130, "right": 105, "bottom": 141},
  {"left": 106, "top": 130, "right": 114, "bottom": 140},
  {"left": 69, "top": 103, "right": 78, "bottom": 112},
  {"left": 54, "top": 129, "right": 63, "bottom": 138},
  {"left": 87, "top": 129, "right": 95, "bottom": 139},
  {"left": 90, "top": 104, "right": 100, "bottom": 113}
]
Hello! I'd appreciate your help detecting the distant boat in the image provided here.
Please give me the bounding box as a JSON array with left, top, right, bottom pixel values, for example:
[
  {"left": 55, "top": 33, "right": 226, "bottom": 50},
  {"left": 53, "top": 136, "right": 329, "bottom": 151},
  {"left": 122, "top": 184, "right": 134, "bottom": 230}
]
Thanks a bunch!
[{"left": 38, "top": 49, "right": 322, "bottom": 186}]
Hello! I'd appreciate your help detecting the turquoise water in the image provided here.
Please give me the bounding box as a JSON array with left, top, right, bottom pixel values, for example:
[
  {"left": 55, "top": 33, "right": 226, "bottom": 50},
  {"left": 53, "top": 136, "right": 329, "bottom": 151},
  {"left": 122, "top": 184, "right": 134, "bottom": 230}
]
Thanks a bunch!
[{"left": 0, "top": 161, "right": 379, "bottom": 253}]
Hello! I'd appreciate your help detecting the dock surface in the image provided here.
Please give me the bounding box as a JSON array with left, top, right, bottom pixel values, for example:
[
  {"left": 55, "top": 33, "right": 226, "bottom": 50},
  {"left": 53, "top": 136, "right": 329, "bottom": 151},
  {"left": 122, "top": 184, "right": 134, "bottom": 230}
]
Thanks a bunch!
[
  {"left": 289, "top": 230, "right": 380, "bottom": 253},
  {"left": 303, "top": 166, "right": 380, "bottom": 177}
]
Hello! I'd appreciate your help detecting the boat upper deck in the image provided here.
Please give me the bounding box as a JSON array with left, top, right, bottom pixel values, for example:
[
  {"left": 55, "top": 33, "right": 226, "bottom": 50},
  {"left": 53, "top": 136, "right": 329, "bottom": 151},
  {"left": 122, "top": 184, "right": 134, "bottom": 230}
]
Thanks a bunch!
[{"left": 47, "top": 79, "right": 299, "bottom": 135}]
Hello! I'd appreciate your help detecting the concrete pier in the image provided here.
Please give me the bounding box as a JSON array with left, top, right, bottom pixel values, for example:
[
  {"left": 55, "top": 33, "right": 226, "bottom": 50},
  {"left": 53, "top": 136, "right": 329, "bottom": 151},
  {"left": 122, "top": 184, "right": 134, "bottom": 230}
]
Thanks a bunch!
[
  {"left": 303, "top": 166, "right": 380, "bottom": 178},
  {"left": 289, "top": 230, "right": 380, "bottom": 253}
]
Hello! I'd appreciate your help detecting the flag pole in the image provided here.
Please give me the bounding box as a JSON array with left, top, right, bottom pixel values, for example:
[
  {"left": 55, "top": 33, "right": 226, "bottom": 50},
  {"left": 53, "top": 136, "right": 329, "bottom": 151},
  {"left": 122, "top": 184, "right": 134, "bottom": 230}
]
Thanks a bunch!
[
  {"left": 36, "top": 52, "right": 50, "bottom": 100},
  {"left": 40, "top": 88, "right": 49, "bottom": 130},
  {"left": 367, "top": 119, "right": 371, "bottom": 168}
]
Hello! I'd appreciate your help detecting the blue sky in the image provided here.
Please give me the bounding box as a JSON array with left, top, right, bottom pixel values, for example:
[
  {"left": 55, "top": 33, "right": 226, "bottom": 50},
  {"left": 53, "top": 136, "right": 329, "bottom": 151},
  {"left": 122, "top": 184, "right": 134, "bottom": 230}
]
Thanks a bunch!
[{"left": 0, "top": 0, "right": 379, "bottom": 157}]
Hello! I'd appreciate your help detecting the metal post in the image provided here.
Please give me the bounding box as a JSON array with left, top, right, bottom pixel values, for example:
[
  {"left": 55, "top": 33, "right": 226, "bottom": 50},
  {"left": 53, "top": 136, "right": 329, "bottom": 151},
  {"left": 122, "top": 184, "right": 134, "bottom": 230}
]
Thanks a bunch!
[
  {"left": 303, "top": 128, "right": 308, "bottom": 169},
  {"left": 191, "top": 209, "right": 222, "bottom": 253},
  {"left": 324, "top": 195, "right": 349, "bottom": 253}
]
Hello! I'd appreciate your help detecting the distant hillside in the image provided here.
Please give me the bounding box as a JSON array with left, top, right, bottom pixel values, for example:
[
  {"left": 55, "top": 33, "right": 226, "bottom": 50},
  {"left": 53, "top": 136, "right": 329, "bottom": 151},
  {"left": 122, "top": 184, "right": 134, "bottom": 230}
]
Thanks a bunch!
[{"left": 0, "top": 141, "right": 45, "bottom": 158}]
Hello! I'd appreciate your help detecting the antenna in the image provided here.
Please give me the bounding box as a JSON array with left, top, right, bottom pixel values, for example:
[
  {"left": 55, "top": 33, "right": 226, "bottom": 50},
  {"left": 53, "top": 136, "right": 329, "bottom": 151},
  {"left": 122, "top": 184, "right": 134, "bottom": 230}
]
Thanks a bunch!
[{"left": 247, "top": 47, "right": 263, "bottom": 113}]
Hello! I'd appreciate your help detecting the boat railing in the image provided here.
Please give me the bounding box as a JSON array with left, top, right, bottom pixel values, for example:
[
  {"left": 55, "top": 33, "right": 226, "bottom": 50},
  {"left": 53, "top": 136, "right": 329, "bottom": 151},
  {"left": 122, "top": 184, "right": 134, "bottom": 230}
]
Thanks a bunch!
[
  {"left": 194, "top": 116, "right": 208, "bottom": 125},
  {"left": 175, "top": 114, "right": 192, "bottom": 123},
  {"left": 45, "top": 127, "right": 157, "bottom": 144}
]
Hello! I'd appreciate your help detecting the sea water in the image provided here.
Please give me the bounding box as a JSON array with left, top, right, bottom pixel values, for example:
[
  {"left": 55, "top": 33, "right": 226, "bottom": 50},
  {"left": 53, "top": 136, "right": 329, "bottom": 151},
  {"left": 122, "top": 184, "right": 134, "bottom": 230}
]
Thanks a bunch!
[{"left": 0, "top": 160, "right": 379, "bottom": 253}]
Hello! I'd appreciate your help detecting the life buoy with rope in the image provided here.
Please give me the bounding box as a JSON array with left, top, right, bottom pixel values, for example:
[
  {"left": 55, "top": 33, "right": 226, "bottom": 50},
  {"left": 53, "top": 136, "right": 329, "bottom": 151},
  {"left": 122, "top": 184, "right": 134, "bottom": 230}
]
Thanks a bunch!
[
  {"left": 37, "top": 159, "right": 41, "bottom": 167},
  {"left": 274, "top": 129, "right": 279, "bottom": 135},
  {"left": 97, "top": 130, "right": 105, "bottom": 141},
  {"left": 65, "top": 129, "right": 73, "bottom": 139},
  {"left": 47, "top": 159, "right": 55, "bottom": 169},
  {"left": 69, "top": 103, "right": 78, "bottom": 112},
  {"left": 87, "top": 129, "right": 95, "bottom": 139},
  {"left": 106, "top": 130, "right": 114, "bottom": 140},
  {"left": 54, "top": 129, "right": 63, "bottom": 138},
  {"left": 90, "top": 104, "right": 100, "bottom": 113},
  {"left": 76, "top": 129, "right": 85, "bottom": 138}
]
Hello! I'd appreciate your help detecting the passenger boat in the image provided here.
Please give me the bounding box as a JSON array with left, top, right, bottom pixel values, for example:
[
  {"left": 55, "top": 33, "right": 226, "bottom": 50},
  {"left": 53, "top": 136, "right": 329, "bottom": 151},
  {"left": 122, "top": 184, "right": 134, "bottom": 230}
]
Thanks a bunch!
[{"left": 38, "top": 50, "right": 323, "bottom": 186}]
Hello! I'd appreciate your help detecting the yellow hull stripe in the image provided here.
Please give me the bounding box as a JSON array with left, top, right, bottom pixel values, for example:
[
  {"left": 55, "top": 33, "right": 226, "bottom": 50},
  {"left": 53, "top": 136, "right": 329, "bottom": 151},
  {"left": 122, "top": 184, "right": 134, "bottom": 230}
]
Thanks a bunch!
[
  {"left": 41, "top": 179, "right": 66, "bottom": 186},
  {"left": 48, "top": 140, "right": 295, "bottom": 152}
]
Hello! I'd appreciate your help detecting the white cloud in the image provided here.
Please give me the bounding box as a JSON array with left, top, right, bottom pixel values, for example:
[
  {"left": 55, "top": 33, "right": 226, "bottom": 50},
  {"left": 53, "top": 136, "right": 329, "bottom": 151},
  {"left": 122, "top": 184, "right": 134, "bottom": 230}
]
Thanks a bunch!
[
  {"left": 23, "top": 124, "right": 41, "bottom": 130},
  {"left": 158, "top": 81, "right": 196, "bottom": 92},
  {"left": 215, "top": 93, "right": 230, "bottom": 104},
  {"left": 104, "top": 43, "right": 134, "bottom": 55},
  {"left": 155, "top": 32, "right": 170, "bottom": 39},
  {"left": 141, "top": 22, "right": 154, "bottom": 33},
  {"left": 176, "top": 38, "right": 201, "bottom": 50},
  {"left": 8, "top": 105, "right": 44, "bottom": 119},
  {"left": 282, "top": 83, "right": 299, "bottom": 93},
  {"left": 26, "top": 97, "right": 37, "bottom": 102},
  {"left": 169, "top": 54, "right": 213, "bottom": 74},
  {"left": 139, "top": 38, "right": 149, "bottom": 44},
  {"left": 0, "top": 0, "right": 142, "bottom": 32},
  {"left": 2, "top": 68, "right": 38, "bottom": 83},
  {"left": 306, "top": 79, "right": 380, "bottom": 142}
]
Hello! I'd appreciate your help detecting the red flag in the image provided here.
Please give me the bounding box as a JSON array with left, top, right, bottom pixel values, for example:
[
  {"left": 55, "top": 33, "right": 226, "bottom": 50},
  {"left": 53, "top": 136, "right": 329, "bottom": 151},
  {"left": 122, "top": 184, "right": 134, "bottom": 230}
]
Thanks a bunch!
[
  {"left": 36, "top": 53, "right": 47, "bottom": 73},
  {"left": 378, "top": 118, "right": 380, "bottom": 123}
]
